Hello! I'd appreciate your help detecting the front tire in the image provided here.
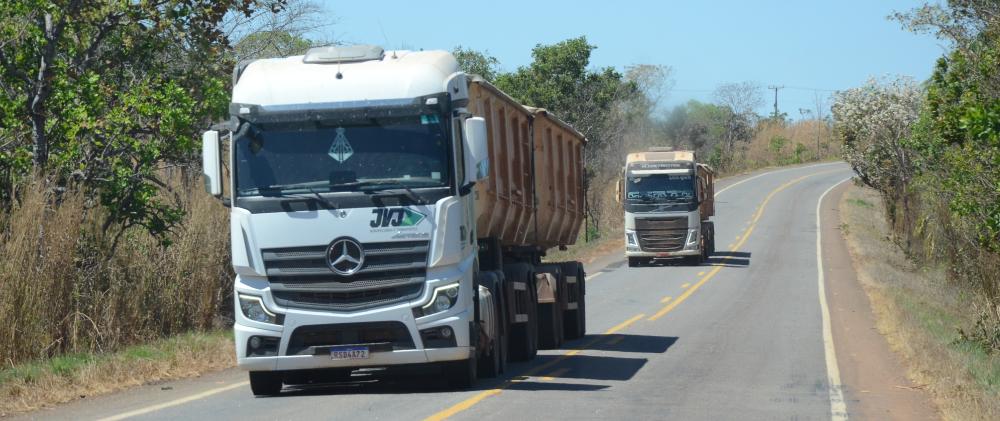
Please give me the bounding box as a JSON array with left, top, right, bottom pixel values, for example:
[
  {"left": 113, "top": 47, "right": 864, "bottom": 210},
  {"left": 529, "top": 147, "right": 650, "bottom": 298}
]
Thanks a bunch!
[
  {"left": 478, "top": 272, "right": 505, "bottom": 378},
  {"left": 446, "top": 355, "right": 478, "bottom": 389},
  {"left": 249, "top": 371, "right": 283, "bottom": 396},
  {"left": 628, "top": 257, "right": 650, "bottom": 267}
]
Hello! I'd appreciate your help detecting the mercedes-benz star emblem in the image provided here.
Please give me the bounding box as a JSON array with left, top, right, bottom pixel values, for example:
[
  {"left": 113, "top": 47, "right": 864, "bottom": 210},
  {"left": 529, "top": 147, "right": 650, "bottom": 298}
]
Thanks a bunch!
[{"left": 327, "top": 238, "right": 364, "bottom": 276}]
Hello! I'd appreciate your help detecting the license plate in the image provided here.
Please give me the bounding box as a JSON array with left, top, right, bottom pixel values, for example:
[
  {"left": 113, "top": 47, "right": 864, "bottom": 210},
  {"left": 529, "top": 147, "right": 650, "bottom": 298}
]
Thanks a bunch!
[{"left": 330, "top": 346, "right": 369, "bottom": 360}]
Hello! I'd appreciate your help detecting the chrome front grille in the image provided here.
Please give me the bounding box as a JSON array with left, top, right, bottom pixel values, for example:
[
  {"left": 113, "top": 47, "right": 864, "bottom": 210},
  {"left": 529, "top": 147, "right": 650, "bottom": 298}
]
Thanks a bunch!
[
  {"left": 634, "top": 217, "right": 688, "bottom": 252},
  {"left": 262, "top": 240, "right": 428, "bottom": 311}
]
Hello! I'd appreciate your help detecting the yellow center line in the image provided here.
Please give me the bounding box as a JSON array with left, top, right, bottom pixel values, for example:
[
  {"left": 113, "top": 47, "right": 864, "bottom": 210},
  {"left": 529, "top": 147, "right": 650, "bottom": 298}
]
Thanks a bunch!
[
  {"left": 680, "top": 283, "right": 690, "bottom": 289},
  {"left": 540, "top": 367, "right": 571, "bottom": 381},
  {"left": 426, "top": 168, "right": 843, "bottom": 421},
  {"left": 647, "top": 171, "right": 833, "bottom": 322},
  {"left": 697, "top": 271, "right": 705, "bottom": 276},
  {"left": 660, "top": 296, "right": 673, "bottom": 304},
  {"left": 605, "top": 335, "right": 626, "bottom": 345},
  {"left": 604, "top": 313, "right": 645, "bottom": 335},
  {"left": 424, "top": 313, "right": 645, "bottom": 421}
]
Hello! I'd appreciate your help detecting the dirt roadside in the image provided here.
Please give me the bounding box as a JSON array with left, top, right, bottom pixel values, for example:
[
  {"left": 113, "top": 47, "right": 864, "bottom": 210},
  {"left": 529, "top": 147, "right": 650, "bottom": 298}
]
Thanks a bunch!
[{"left": 822, "top": 181, "right": 938, "bottom": 420}]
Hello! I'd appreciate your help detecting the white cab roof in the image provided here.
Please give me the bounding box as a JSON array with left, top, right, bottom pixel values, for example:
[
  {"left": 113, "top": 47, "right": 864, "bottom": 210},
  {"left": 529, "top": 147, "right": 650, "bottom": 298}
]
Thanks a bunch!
[{"left": 232, "top": 49, "right": 460, "bottom": 108}]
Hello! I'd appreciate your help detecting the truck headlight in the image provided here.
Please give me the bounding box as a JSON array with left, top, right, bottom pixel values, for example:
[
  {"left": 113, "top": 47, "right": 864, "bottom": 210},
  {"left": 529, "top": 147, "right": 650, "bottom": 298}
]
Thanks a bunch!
[
  {"left": 625, "top": 231, "right": 638, "bottom": 246},
  {"left": 685, "top": 228, "right": 699, "bottom": 247},
  {"left": 238, "top": 294, "right": 282, "bottom": 325},
  {"left": 413, "top": 283, "right": 460, "bottom": 318}
]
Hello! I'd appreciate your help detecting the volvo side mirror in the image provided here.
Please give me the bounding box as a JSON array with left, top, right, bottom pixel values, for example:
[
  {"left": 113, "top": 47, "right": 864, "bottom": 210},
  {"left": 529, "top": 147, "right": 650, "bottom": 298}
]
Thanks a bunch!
[
  {"left": 202, "top": 130, "right": 222, "bottom": 197},
  {"left": 464, "top": 117, "right": 489, "bottom": 183}
]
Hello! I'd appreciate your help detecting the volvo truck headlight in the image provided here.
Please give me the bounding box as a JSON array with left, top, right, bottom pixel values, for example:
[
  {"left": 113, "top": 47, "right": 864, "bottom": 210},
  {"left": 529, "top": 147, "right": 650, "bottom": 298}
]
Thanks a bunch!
[
  {"left": 413, "top": 283, "right": 460, "bottom": 318},
  {"left": 625, "top": 231, "right": 638, "bottom": 246},
  {"left": 238, "top": 294, "right": 282, "bottom": 325},
  {"left": 685, "top": 228, "right": 699, "bottom": 247}
]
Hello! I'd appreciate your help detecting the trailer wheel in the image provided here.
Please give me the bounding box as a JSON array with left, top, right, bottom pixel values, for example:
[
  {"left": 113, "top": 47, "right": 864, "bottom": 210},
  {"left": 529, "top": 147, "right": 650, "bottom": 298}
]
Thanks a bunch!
[
  {"left": 249, "top": 371, "right": 283, "bottom": 396},
  {"left": 560, "top": 261, "right": 586, "bottom": 340},
  {"left": 446, "top": 354, "right": 477, "bottom": 389},
  {"left": 477, "top": 272, "right": 504, "bottom": 378},
  {"left": 504, "top": 263, "right": 537, "bottom": 361},
  {"left": 536, "top": 264, "right": 565, "bottom": 349}
]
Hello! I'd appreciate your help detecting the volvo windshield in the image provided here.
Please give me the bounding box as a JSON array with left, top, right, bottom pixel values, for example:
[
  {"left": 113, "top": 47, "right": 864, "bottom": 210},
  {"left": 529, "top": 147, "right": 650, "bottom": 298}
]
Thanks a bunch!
[
  {"left": 625, "top": 173, "right": 696, "bottom": 204},
  {"left": 235, "top": 114, "right": 451, "bottom": 197}
]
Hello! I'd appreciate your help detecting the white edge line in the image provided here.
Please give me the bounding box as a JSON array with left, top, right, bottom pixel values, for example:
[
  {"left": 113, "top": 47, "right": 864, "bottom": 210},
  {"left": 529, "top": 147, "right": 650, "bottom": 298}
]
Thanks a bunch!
[
  {"left": 97, "top": 381, "right": 249, "bottom": 421},
  {"left": 816, "top": 176, "right": 852, "bottom": 421},
  {"left": 715, "top": 162, "right": 842, "bottom": 198}
]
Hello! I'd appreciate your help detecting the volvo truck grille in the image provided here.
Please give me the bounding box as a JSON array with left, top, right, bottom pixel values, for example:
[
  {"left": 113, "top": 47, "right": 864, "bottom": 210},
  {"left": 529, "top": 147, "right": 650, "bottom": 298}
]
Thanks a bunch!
[
  {"left": 262, "top": 241, "right": 428, "bottom": 311},
  {"left": 634, "top": 217, "right": 687, "bottom": 252}
]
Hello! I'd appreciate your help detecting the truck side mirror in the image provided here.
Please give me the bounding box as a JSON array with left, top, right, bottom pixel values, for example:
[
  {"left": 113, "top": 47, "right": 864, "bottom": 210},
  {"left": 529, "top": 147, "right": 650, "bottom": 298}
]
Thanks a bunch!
[
  {"left": 464, "top": 117, "right": 489, "bottom": 183},
  {"left": 202, "top": 130, "right": 222, "bottom": 197}
]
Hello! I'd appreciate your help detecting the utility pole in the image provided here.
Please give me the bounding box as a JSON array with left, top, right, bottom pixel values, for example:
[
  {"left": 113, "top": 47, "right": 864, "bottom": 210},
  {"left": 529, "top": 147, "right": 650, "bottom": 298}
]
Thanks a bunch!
[{"left": 767, "top": 85, "right": 784, "bottom": 119}]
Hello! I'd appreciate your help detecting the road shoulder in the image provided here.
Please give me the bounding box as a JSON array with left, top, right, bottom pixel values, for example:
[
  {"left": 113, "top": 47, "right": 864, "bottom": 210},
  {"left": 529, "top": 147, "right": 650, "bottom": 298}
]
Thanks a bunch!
[{"left": 822, "top": 182, "right": 938, "bottom": 420}]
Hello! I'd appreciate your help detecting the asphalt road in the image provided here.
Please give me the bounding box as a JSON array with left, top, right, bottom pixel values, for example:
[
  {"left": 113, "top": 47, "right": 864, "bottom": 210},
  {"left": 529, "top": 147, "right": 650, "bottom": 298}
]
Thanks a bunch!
[{"left": 25, "top": 162, "right": 858, "bottom": 421}]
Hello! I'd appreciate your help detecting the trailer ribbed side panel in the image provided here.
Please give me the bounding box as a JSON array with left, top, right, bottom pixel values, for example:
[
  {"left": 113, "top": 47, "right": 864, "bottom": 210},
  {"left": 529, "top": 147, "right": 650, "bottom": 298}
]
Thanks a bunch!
[{"left": 468, "top": 81, "right": 586, "bottom": 250}]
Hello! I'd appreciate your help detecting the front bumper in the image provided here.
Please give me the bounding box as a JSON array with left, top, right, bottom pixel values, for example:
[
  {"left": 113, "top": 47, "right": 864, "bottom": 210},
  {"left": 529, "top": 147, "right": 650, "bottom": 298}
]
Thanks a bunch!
[
  {"left": 624, "top": 248, "right": 701, "bottom": 258},
  {"left": 235, "top": 321, "right": 473, "bottom": 372},
  {"left": 233, "top": 261, "right": 476, "bottom": 372}
]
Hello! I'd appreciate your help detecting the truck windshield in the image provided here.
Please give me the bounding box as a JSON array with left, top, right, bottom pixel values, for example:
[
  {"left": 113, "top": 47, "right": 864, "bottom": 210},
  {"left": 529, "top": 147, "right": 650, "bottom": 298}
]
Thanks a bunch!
[
  {"left": 235, "top": 114, "right": 451, "bottom": 196},
  {"left": 625, "top": 173, "right": 695, "bottom": 203}
]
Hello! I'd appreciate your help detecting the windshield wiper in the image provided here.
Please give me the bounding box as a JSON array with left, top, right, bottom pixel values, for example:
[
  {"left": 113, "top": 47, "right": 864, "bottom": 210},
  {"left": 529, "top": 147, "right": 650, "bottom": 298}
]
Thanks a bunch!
[
  {"left": 358, "top": 182, "right": 424, "bottom": 203},
  {"left": 257, "top": 184, "right": 339, "bottom": 208}
]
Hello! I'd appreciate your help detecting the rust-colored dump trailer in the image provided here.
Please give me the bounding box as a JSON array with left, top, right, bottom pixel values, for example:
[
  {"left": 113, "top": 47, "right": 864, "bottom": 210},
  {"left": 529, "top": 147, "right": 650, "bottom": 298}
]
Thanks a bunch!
[{"left": 467, "top": 80, "right": 586, "bottom": 250}]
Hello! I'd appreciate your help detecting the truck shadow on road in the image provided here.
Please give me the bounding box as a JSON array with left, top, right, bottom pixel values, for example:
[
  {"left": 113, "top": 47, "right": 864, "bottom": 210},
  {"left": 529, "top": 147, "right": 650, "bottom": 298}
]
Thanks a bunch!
[
  {"left": 702, "top": 251, "right": 751, "bottom": 267},
  {"left": 275, "top": 334, "right": 677, "bottom": 397}
]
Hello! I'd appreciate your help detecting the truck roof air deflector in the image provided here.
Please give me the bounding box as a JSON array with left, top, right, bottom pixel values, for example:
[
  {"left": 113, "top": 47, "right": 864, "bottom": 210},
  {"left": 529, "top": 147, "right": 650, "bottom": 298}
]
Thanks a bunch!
[{"left": 303, "top": 45, "right": 385, "bottom": 64}]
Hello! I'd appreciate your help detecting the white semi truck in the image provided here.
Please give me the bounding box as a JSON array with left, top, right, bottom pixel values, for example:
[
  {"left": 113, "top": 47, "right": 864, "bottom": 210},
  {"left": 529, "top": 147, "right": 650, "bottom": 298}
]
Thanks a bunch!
[
  {"left": 617, "top": 149, "right": 716, "bottom": 267},
  {"left": 201, "top": 45, "right": 588, "bottom": 395}
]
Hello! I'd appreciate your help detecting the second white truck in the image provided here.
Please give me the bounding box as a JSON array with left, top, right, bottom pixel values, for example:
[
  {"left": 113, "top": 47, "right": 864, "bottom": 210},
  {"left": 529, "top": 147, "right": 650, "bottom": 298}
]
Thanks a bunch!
[{"left": 617, "top": 148, "right": 716, "bottom": 267}]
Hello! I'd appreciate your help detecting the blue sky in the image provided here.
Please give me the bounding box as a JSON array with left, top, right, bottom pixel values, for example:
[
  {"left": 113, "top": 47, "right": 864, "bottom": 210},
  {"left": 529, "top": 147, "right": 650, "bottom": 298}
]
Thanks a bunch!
[{"left": 315, "top": 1, "right": 946, "bottom": 118}]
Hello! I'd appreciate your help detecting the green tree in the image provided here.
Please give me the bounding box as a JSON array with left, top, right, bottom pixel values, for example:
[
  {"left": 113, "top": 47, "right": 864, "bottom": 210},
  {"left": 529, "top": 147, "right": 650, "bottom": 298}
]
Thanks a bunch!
[
  {"left": 494, "top": 36, "right": 638, "bottom": 172},
  {"left": 452, "top": 46, "right": 500, "bottom": 82},
  {"left": 0, "top": 0, "right": 283, "bottom": 246}
]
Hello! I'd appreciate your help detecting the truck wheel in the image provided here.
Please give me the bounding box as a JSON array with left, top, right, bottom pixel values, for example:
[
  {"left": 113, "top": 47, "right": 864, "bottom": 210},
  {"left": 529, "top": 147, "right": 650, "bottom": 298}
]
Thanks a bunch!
[
  {"left": 536, "top": 264, "right": 566, "bottom": 349},
  {"left": 705, "top": 221, "right": 716, "bottom": 255},
  {"left": 504, "top": 263, "right": 537, "bottom": 361},
  {"left": 249, "top": 371, "right": 283, "bottom": 396},
  {"left": 477, "top": 272, "right": 504, "bottom": 378},
  {"left": 560, "top": 261, "right": 586, "bottom": 340},
  {"left": 537, "top": 302, "right": 563, "bottom": 349},
  {"left": 446, "top": 355, "right": 478, "bottom": 389},
  {"left": 628, "top": 257, "right": 648, "bottom": 267},
  {"left": 491, "top": 270, "right": 509, "bottom": 374}
]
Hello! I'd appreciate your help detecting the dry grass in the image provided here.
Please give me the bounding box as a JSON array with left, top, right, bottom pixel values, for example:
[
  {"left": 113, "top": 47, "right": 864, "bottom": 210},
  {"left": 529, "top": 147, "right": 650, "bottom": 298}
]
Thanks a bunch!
[
  {"left": 730, "top": 120, "right": 842, "bottom": 174},
  {"left": 0, "top": 330, "right": 234, "bottom": 416},
  {"left": 0, "top": 174, "right": 235, "bottom": 414},
  {"left": 840, "top": 183, "right": 1000, "bottom": 421},
  {"left": 0, "top": 176, "right": 232, "bottom": 364}
]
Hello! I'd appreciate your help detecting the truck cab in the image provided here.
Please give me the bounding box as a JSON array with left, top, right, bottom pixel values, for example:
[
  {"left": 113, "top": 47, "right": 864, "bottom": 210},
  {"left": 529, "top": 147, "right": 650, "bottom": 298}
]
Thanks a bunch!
[{"left": 618, "top": 149, "right": 715, "bottom": 267}]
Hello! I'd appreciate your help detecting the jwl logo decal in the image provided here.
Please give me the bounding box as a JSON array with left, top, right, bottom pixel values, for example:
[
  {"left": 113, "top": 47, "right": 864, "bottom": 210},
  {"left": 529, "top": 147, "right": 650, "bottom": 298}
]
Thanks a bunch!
[{"left": 371, "top": 208, "right": 426, "bottom": 228}]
